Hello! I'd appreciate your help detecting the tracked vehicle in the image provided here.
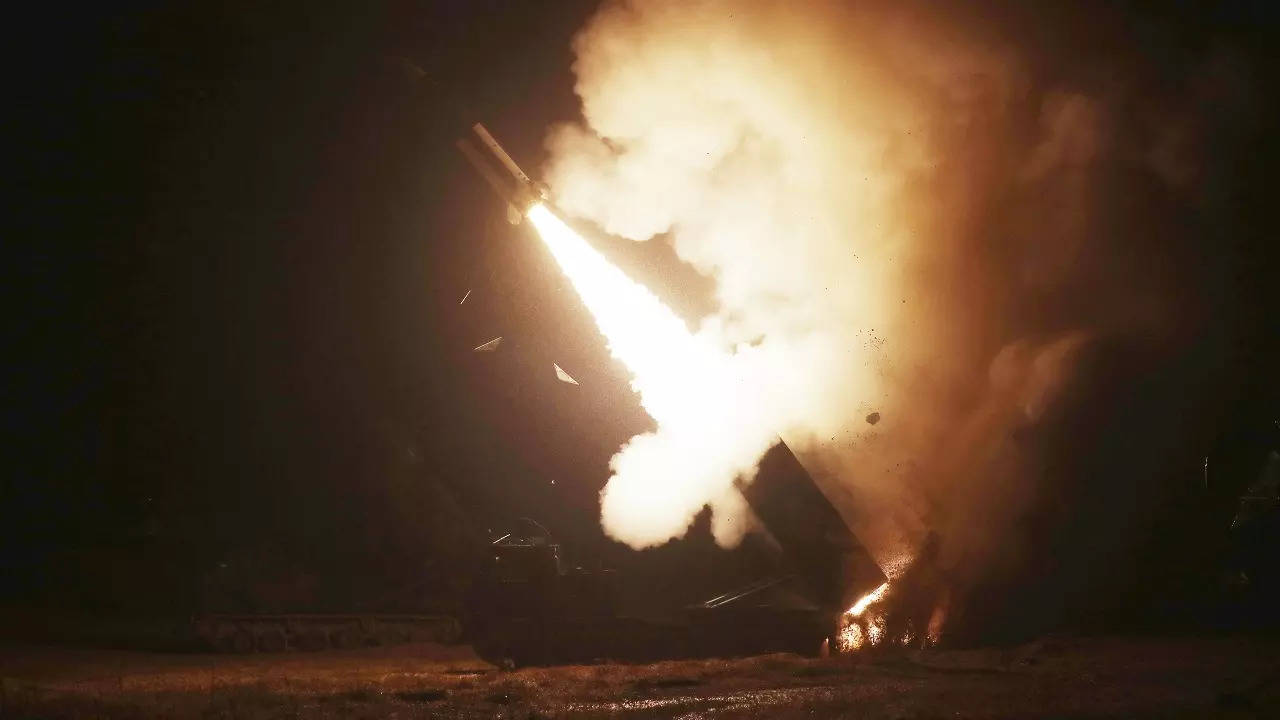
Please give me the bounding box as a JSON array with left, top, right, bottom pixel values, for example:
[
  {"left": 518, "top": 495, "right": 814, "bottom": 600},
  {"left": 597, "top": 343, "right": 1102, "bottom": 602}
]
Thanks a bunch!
[{"left": 465, "top": 442, "right": 885, "bottom": 667}]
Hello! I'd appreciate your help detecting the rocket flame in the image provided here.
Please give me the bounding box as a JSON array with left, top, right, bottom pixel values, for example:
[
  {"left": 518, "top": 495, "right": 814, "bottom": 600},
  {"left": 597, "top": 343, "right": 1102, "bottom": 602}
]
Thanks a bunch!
[
  {"left": 847, "top": 581, "right": 890, "bottom": 617},
  {"left": 837, "top": 581, "right": 890, "bottom": 651},
  {"left": 525, "top": 206, "right": 946, "bottom": 646},
  {"left": 527, "top": 203, "right": 723, "bottom": 429},
  {"left": 527, "top": 203, "right": 780, "bottom": 548},
  {"left": 837, "top": 575, "right": 949, "bottom": 651}
]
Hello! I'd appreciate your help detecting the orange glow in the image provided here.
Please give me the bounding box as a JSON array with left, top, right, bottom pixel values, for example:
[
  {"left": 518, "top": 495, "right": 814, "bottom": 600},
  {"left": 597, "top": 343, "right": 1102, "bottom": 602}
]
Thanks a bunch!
[
  {"left": 837, "top": 622, "right": 863, "bottom": 651},
  {"left": 848, "top": 581, "right": 889, "bottom": 617},
  {"left": 926, "top": 590, "right": 949, "bottom": 645},
  {"left": 526, "top": 203, "right": 781, "bottom": 548},
  {"left": 525, "top": 204, "right": 950, "bottom": 650},
  {"left": 837, "top": 581, "right": 890, "bottom": 651},
  {"left": 527, "top": 203, "right": 723, "bottom": 430}
]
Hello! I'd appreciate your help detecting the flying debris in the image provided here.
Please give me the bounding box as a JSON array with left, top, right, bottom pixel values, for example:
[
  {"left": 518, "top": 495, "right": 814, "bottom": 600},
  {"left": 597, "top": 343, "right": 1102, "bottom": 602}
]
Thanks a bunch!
[
  {"left": 553, "top": 363, "right": 580, "bottom": 385},
  {"left": 456, "top": 123, "right": 548, "bottom": 225},
  {"left": 456, "top": 126, "right": 582, "bottom": 388},
  {"left": 467, "top": 328, "right": 580, "bottom": 388}
]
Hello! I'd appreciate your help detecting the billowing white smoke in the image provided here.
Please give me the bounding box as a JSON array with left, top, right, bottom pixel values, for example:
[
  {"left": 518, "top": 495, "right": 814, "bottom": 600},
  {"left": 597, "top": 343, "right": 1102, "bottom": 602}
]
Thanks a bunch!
[{"left": 543, "top": 0, "right": 1115, "bottom": 560}]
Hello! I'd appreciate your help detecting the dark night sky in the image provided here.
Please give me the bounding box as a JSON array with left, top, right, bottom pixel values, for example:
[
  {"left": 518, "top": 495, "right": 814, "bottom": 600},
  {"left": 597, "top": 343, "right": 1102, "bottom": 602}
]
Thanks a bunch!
[
  {"left": 6, "top": 0, "right": 648, "bottom": 607},
  {"left": 5, "top": 1, "right": 1277, "bottom": 620}
]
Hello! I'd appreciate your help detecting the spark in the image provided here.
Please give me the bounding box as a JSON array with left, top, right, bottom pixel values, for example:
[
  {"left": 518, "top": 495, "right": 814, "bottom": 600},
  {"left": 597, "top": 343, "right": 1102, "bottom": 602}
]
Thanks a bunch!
[
  {"left": 837, "top": 581, "right": 890, "bottom": 652},
  {"left": 847, "top": 581, "right": 890, "bottom": 617}
]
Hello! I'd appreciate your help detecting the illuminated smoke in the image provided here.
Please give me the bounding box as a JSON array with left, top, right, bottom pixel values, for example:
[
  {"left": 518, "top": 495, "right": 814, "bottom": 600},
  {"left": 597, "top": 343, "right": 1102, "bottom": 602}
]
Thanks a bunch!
[
  {"left": 527, "top": 204, "right": 774, "bottom": 547},
  {"left": 541, "top": 0, "right": 1227, "bottom": 580},
  {"left": 545, "top": 0, "right": 972, "bottom": 555}
]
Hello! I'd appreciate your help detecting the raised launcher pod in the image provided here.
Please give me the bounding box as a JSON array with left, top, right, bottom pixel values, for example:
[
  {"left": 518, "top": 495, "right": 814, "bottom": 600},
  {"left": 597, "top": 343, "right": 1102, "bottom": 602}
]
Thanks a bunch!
[
  {"left": 741, "top": 441, "right": 886, "bottom": 612},
  {"left": 681, "top": 441, "right": 887, "bottom": 658},
  {"left": 456, "top": 123, "right": 548, "bottom": 224}
]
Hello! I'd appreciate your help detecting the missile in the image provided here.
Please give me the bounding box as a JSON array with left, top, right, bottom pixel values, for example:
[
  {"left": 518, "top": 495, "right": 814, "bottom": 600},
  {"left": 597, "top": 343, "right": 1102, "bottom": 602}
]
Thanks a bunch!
[{"left": 456, "top": 123, "right": 548, "bottom": 225}]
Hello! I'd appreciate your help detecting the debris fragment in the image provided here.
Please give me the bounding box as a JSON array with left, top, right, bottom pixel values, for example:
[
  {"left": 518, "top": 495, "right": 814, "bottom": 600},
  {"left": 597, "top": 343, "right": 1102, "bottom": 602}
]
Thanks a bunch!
[{"left": 554, "top": 363, "right": 580, "bottom": 385}]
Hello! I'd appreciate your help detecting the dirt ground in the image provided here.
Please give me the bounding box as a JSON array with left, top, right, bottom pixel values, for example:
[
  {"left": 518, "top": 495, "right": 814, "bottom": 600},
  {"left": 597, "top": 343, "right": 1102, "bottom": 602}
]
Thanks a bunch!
[{"left": 1, "top": 635, "right": 1277, "bottom": 718}]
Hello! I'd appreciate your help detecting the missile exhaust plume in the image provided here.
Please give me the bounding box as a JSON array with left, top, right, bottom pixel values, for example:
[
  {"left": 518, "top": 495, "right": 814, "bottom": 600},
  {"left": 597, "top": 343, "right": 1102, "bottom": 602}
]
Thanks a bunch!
[
  {"left": 530, "top": 0, "right": 1260, "bottom": 643},
  {"left": 541, "top": 0, "right": 1001, "bottom": 560},
  {"left": 527, "top": 204, "right": 778, "bottom": 547}
]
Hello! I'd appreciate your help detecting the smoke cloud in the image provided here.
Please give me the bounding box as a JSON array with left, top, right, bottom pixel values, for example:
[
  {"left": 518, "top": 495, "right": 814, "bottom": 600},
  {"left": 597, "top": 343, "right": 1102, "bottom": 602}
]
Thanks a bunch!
[{"left": 542, "top": 0, "right": 1256, "bottom": 616}]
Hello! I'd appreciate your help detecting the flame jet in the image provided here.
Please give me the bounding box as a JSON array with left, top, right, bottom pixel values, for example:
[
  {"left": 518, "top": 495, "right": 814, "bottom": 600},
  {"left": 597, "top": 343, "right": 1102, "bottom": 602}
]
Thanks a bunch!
[
  {"left": 456, "top": 123, "right": 549, "bottom": 225},
  {"left": 455, "top": 123, "right": 886, "bottom": 649}
]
